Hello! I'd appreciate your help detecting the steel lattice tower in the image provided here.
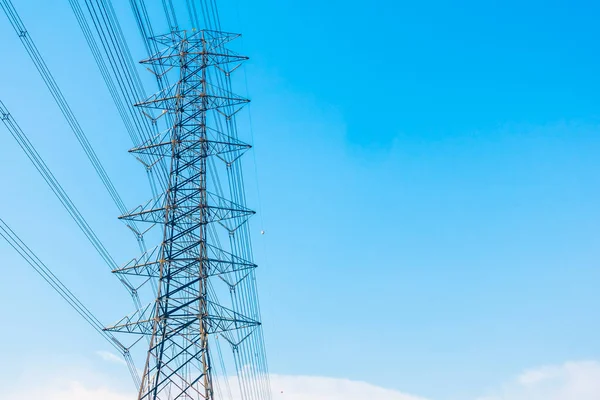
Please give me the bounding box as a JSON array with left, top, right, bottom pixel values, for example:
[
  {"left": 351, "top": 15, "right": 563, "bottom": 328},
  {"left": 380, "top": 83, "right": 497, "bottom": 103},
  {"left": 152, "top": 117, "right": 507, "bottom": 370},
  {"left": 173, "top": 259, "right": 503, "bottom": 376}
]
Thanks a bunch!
[{"left": 106, "top": 29, "right": 268, "bottom": 400}]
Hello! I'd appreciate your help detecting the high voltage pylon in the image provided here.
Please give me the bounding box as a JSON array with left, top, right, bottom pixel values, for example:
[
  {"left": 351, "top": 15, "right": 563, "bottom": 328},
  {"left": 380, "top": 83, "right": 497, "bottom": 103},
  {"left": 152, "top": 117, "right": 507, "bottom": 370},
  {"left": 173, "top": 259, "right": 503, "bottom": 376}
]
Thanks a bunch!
[
  {"left": 1, "top": 0, "right": 271, "bottom": 398},
  {"left": 105, "top": 29, "right": 270, "bottom": 400}
]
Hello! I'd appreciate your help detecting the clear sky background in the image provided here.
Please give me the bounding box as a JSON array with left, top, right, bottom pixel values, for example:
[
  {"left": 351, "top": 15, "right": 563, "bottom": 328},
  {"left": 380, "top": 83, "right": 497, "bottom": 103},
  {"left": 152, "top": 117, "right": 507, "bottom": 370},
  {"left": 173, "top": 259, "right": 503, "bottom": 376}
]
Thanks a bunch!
[{"left": 1, "top": 1, "right": 600, "bottom": 400}]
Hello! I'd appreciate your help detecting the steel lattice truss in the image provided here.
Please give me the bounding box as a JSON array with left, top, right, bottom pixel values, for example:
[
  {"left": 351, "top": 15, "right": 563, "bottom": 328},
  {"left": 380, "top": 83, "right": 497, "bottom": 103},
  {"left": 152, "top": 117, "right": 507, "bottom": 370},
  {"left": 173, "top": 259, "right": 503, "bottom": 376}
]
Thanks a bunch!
[
  {"left": 106, "top": 29, "right": 267, "bottom": 400},
  {"left": 0, "top": 0, "right": 271, "bottom": 398}
]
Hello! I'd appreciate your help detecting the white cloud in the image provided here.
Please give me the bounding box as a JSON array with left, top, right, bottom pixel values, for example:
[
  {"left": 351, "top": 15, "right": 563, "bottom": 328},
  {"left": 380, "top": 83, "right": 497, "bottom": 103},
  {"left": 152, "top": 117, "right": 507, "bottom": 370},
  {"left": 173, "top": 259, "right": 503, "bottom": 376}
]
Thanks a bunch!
[
  {"left": 96, "top": 350, "right": 127, "bottom": 366},
  {"left": 6, "top": 361, "right": 600, "bottom": 400},
  {"left": 477, "top": 361, "right": 600, "bottom": 400},
  {"left": 5, "top": 381, "right": 134, "bottom": 400},
  {"left": 3, "top": 373, "right": 425, "bottom": 400},
  {"left": 265, "top": 375, "right": 428, "bottom": 400}
]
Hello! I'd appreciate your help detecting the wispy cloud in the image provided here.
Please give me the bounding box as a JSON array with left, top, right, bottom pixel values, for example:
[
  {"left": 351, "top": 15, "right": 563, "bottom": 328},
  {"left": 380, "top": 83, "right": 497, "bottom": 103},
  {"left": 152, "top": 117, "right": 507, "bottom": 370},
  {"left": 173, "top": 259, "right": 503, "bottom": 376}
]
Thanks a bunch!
[
  {"left": 477, "top": 361, "right": 600, "bottom": 400},
  {"left": 6, "top": 361, "right": 600, "bottom": 400},
  {"left": 264, "top": 375, "right": 428, "bottom": 400},
  {"left": 95, "top": 350, "right": 127, "bottom": 367},
  {"left": 4, "top": 381, "right": 133, "bottom": 400},
  {"left": 4, "top": 373, "right": 425, "bottom": 400}
]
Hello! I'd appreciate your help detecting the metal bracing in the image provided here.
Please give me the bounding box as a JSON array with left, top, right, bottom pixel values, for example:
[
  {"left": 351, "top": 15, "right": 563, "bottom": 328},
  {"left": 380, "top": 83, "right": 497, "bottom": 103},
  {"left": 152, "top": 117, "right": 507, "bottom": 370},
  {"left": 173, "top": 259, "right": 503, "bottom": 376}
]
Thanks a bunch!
[
  {"left": 1, "top": 1, "right": 271, "bottom": 398},
  {"left": 107, "top": 29, "right": 265, "bottom": 400}
]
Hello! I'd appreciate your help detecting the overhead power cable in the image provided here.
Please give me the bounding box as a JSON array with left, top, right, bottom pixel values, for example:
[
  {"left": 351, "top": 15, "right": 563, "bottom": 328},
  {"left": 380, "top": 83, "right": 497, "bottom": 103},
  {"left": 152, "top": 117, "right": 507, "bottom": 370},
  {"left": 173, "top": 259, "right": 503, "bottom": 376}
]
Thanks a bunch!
[
  {"left": 0, "top": 0, "right": 132, "bottom": 224},
  {"left": 193, "top": 3, "right": 273, "bottom": 399},
  {"left": 0, "top": 216, "right": 141, "bottom": 389},
  {"left": 67, "top": 0, "right": 171, "bottom": 198},
  {"left": 179, "top": 4, "right": 272, "bottom": 400},
  {"left": 0, "top": 101, "right": 146, "bottom": 309},
  {"left": 1, "top": 0, "right": 160, "bottom": 298}
]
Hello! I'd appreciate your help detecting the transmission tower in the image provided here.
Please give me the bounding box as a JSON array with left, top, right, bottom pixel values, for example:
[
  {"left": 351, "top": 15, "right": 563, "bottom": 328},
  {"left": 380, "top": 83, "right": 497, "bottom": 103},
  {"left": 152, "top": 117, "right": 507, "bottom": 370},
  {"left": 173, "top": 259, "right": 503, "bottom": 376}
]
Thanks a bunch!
[{"left": 106, "top": 29, "right": 269, "bottom": 400}]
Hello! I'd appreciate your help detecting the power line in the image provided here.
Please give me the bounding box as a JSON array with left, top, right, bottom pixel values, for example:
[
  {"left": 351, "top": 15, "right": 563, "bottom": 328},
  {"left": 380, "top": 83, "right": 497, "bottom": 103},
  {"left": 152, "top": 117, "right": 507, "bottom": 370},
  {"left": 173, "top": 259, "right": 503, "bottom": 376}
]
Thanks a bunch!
[
  {"left": 0, "top": 216, "right": 141, "bottom": 388},
  {"left": 0, "top": 0, "right": 161, "bottom": 298},
  {"left": 182, "top": 4, "right": 272, "bottom": 399},
  {"left": 0, "top": 101, "right": 148, "bottom": 311},
  {"left": 0, "top": 0, "right": 131, "bottom": 221},
  {"left": 2, "top": 1, "right": 272, "bottom": 398},
  {"left": 67, "top": 0, "right": 171, "bottom": 198}
]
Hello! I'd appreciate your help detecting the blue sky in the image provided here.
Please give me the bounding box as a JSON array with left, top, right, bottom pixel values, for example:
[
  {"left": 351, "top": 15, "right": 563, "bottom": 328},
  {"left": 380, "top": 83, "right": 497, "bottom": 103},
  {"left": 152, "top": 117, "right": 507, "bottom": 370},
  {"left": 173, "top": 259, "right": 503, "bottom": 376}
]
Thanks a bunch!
[{"left": 1, "top": 1, "right": 600, "bottom": 400}]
